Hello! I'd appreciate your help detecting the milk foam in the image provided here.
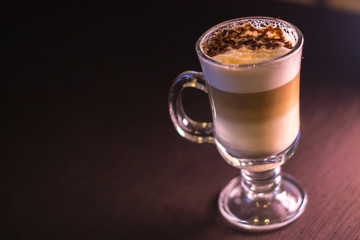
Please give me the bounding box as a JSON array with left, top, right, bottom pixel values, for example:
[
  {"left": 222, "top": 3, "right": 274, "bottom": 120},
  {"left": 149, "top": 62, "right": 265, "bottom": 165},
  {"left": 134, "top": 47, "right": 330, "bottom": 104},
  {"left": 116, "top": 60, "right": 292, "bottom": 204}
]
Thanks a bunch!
[
  {"left": 199, "top": 46, "right": 301, "bottom": 93},
  {"left": 212, "top": 47, "right": 291, "bottom": 65}
]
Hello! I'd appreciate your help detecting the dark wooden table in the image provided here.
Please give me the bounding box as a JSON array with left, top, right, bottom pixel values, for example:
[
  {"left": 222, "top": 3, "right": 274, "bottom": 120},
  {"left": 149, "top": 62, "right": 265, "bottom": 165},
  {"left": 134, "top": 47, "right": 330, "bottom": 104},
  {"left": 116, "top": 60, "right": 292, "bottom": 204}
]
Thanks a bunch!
[{"left": 3, "top": 1, "right": 360, "bottom": 239}]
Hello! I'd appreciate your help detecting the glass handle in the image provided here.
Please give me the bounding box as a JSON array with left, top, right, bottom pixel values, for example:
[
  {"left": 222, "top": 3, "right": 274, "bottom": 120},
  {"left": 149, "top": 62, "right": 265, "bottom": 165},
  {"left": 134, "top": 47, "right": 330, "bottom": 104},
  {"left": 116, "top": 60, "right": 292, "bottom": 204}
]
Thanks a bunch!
[{"left": 168, "top": 71, "right": 214, "bottom": 144}]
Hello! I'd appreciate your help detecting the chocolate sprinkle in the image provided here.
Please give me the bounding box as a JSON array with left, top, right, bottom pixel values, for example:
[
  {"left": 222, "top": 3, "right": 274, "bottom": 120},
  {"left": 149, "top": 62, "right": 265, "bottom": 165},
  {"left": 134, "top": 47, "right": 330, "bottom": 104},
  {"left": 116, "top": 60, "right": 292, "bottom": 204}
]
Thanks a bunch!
[{"left": 202, "top": 23, "right": 294, "bottom": 57}]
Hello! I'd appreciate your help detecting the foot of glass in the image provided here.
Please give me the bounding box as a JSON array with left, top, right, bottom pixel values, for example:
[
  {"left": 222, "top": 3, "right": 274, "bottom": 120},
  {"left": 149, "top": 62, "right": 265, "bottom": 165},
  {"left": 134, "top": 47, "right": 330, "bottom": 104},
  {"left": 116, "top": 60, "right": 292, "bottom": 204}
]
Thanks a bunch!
[{"left": 218, "top": 169, "right": 307, "bottom": 232}]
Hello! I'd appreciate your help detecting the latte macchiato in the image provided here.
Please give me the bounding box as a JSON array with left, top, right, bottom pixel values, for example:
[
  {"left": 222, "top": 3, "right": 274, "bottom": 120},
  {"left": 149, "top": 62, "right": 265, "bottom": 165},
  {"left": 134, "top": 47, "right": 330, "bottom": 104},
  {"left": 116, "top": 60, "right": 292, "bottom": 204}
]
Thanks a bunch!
[
  {"left": 169, "top": 18, "right": 307, "bottom": 229},
  {"left": 199, "top": 23, "right": 301, "bottom": 158}
]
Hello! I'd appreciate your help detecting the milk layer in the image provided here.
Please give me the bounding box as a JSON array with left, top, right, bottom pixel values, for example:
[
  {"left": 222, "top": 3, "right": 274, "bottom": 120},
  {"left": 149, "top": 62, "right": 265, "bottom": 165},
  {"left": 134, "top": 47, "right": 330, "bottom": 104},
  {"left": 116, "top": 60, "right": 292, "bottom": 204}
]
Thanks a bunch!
[{"left": 215, "top": 102, "right": 299, "bottom": 157}]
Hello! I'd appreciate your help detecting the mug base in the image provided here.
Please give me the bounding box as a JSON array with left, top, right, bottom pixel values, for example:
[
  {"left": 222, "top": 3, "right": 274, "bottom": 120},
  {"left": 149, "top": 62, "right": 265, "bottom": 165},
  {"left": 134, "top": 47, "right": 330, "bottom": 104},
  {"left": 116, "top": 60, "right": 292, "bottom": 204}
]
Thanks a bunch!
[{"left": 218, "top": 173, "right": 307, "bottom": 232}]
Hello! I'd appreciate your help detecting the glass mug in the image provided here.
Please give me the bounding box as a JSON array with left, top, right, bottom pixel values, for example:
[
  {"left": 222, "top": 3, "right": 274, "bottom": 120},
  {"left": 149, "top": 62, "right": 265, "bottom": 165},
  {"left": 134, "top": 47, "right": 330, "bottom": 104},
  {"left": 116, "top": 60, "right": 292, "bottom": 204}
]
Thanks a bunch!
[{"left": 168, "top": 17, "right": 307, "bottom": 231}]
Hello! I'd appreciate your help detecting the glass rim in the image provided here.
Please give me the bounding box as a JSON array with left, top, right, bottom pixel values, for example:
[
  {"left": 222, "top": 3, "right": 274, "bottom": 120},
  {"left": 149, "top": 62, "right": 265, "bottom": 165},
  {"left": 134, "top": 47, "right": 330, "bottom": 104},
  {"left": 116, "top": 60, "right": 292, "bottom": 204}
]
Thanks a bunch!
[{"left": 195, "top": 16, "right": 304, "bottom": 69}]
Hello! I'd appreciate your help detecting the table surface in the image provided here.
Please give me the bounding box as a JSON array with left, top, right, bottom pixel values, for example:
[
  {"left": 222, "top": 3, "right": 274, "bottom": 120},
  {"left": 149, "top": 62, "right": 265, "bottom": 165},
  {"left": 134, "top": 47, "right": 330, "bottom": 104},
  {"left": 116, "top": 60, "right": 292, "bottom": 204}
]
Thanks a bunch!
[{"left": 3, "top": 1, "right": 360, "bottom": 239}]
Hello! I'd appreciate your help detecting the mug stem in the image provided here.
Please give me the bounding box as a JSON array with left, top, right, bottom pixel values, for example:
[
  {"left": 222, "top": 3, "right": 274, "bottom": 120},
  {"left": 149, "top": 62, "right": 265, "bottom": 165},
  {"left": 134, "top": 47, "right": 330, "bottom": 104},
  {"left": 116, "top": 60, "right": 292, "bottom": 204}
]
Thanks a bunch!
[{"left": 241, "top": 167, "right": 281, "bottom": 193}]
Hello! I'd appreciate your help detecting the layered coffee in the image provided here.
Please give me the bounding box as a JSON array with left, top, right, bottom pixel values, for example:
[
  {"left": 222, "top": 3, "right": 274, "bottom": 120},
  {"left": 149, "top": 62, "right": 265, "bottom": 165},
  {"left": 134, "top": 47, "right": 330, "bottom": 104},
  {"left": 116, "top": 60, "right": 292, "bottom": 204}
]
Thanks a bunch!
[{"left": 199, "top": 23, "right": 301, "bottom": 157}]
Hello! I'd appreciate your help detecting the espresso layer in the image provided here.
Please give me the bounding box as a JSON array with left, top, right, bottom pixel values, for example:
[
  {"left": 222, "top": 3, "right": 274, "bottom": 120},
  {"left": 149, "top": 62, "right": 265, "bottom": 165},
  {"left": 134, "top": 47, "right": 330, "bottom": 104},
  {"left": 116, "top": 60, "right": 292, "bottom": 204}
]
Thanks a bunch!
[{"left": 208, "top": 72, "right": 300, "bottom": 124}]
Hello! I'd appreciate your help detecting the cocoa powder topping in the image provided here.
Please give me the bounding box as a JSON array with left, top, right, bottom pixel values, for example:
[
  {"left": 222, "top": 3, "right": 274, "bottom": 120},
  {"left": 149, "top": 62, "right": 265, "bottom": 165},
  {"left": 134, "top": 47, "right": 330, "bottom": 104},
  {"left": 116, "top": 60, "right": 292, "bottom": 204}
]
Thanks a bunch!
[{"left": 202, "top": 23, "right": 294, "bottom": 57}]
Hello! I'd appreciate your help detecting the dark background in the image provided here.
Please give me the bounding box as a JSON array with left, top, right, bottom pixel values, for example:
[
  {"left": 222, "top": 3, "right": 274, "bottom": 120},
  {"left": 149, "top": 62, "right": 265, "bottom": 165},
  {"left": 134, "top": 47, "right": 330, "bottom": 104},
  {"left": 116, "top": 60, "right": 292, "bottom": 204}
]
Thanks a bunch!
[{"left": 2, "top": 1, "right": 360, "bottom": 239}]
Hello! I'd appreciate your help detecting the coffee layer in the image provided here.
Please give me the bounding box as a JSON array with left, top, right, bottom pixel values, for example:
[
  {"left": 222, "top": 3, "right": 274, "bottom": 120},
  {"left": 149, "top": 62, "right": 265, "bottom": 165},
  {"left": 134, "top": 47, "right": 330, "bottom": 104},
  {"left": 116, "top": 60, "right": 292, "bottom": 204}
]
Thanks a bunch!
[
  {"left": 208, "top": 72, "right": 300, "bottom": 157},
  {"left": 208, "top": 72, "right": 299, "bottom": 123}
]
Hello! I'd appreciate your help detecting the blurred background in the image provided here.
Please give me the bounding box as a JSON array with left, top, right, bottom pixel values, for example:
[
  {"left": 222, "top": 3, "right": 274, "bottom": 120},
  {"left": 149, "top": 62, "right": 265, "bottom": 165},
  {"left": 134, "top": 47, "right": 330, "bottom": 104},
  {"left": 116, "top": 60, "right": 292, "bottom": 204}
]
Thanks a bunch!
[
  {"left": 279, "top": 0, "right": 360, "bottom": 13},
  {"left": 2, "top": 0, "right": 360, "bottom": 239}
]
